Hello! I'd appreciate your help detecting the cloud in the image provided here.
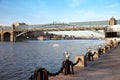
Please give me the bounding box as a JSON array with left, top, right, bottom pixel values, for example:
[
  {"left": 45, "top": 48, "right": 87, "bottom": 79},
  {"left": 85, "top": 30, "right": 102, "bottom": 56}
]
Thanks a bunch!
[
  {"left": 106, "top": 3, "right": 120, "bottom": 8},
  {"left": 66, "top": 0, "right": 84, "bottom": 8},
  {"left": 60, "top": 9, "right": 120, "bottom": 23}
]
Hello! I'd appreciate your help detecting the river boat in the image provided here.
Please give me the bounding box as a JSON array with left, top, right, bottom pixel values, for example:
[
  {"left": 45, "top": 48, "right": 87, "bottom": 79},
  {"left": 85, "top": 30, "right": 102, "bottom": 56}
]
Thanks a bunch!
[{"left": 37, "top": 36, "right": 50, "bottom": 40}]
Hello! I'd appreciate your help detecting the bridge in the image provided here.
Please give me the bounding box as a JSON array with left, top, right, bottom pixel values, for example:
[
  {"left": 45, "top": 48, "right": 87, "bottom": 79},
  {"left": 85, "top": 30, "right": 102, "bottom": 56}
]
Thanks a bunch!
[
  {"left": 0, "top": 23, "right": 107, "bottom": 42},
  {"left": 0, "top": 16, "right": 119, "bottom": 42}
]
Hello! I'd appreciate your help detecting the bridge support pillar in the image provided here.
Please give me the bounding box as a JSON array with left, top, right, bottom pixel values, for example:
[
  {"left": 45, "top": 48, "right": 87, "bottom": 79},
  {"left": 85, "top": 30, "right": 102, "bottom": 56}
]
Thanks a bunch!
[
  {"left": 1, "top": 35, "right": 4, "bottom": 41},
  {"left": 10, "top": 32, "right": 16, "bottom": 42},
  {"left": 0, "top": 29, "right": 4, "bottom": 41}
]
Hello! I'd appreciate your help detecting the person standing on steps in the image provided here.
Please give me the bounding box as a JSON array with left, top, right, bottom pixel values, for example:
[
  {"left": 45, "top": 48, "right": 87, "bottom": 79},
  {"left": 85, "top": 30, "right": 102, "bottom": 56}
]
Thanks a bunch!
[
  {"left": 109, "top": 40, "right": 114, "bottom": 48},
  {"left": 113, "top": 39, "right": 118, "bottom": 48}
]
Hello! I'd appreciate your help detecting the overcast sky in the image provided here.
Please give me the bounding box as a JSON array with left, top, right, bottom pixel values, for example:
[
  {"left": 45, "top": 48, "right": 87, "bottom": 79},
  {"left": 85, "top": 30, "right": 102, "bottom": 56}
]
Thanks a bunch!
[{"left": 0, "top": 0, "right": 120, "bottom": 26}]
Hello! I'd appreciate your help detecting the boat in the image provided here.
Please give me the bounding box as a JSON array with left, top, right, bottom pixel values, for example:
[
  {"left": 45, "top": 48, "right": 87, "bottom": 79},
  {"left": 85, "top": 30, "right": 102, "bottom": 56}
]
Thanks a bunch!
[{"left": 37, "top": 36, "right": 50, "bottom": 40}]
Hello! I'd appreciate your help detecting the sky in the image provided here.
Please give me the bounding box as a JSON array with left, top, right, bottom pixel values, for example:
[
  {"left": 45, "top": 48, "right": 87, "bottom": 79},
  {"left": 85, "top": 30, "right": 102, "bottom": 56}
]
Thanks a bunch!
[{"left": 0, "top": 0, "right": 120, "bottom": 26}]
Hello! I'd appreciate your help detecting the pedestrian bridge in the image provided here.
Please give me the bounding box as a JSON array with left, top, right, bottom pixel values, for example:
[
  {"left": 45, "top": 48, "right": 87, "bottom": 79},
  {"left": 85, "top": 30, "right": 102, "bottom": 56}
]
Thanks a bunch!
[
  {"left": 0, "top": 23, "right": 107, "bottom": 42},
  {"left": 14, "top": 23, "right": 106, "bottom": 31}
]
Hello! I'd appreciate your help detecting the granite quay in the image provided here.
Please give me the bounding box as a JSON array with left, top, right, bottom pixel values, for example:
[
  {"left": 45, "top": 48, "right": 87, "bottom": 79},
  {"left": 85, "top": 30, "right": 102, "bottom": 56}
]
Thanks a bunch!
[{"left": 49, "top": 44, "right": 120, "bottom": 80}]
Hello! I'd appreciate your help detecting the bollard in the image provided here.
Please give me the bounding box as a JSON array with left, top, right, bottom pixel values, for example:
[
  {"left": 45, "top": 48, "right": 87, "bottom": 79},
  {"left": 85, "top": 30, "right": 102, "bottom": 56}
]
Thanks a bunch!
[
  {"left": 34, "top": 68, "right": 48, "bottom": 80},
  {"left": 75, "top": 55, "right": 87, "bottom": 68},
  {"left": 98, "top": 46, "right": 102, "bottom": 56},
  {"left": 101, "top": 47, "right": 106, "bottom": 54},
  {"left": 86, "top": 50, "right": 94, "bottom": 61},
  {"left": 64, "top": 59, "right": 71, "bottom": 74},
  {"left": 62, "top": 52, "right": 74, "bottom": 75},
  {"left": 91, "top": 50, "right": 99, "bottom": 60},
  {"left": 62, "top": 59, "right": 74, "bottom": 75}
]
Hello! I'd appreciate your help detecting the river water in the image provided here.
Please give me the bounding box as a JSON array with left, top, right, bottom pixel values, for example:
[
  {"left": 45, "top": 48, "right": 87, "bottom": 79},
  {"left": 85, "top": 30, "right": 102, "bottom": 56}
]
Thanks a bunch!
[{"left": 0, "top": 40, "right": 105, "bottom": 80}]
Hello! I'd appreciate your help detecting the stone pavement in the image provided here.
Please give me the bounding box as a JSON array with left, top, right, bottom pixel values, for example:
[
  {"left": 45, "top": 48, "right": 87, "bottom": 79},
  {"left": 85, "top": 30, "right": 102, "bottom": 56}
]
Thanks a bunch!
[{"left": 49, "top": 45, "right": 120, "bottom": 80}]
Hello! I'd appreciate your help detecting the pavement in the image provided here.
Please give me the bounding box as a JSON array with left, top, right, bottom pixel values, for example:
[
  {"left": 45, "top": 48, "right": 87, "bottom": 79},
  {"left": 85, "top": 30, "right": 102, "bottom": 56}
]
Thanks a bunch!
[{"left": 49, "top": 45, "right": 120, "bottom": 80}]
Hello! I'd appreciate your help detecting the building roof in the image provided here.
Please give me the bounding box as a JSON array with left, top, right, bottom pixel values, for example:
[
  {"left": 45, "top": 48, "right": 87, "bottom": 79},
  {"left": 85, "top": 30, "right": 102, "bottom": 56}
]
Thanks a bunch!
[
  {"left": 70, "top": 20, "right": 120, "bottom": 26},
  {"left": 116, "top": 20, "right": 120, "bottom": 24}
]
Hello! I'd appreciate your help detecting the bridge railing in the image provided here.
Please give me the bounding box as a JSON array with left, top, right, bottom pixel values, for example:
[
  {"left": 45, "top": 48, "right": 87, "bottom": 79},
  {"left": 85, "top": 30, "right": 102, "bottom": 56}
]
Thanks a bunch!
[
  {"left": 0, "top": 25, "right": 107, "bottom": 32},
  {"left": 14, "top": 26, "right": 106, "bottom": 32}
]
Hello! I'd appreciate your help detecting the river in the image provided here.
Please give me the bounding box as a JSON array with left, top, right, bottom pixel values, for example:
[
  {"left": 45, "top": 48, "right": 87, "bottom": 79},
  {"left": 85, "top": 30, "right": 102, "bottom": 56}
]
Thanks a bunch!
[{"left": 0, "top": 40, "right": 105, "bottom": 80}]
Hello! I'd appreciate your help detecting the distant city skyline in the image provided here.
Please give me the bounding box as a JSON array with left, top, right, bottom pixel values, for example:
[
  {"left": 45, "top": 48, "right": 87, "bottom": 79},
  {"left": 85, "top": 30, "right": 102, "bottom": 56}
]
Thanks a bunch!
[{"left": 0, "top": 0, "right": 120, "bottom": 26}]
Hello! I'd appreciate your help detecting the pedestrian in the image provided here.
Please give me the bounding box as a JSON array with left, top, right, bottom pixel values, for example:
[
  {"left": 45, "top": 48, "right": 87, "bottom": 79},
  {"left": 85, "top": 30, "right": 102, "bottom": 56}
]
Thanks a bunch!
[
  {"left": 113, "top": 39, "right": 118, "bottom": 48},
  {"left": 98, "top": 46, "right": 102, "bottom": 56},
  {"left": 109, "top": 40, "right": 114, "bottom": 48}
]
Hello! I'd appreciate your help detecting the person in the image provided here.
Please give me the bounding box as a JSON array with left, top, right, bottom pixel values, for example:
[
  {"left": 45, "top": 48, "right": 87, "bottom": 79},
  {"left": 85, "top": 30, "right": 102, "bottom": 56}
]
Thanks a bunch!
[
  {"left": 113, "top": 39, "right": 118, "bottom": 48},
  {"left": 98, "top": 46, "right": 102, "bottom": 56},
  {"left": 109, "top": 40, "right": 114, "bottom": 48}
]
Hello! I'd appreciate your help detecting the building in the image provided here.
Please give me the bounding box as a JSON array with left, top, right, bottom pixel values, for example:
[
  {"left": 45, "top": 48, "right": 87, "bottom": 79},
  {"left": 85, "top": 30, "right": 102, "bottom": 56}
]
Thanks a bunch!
[
  {"left": 109, "top": 16, "right": 116, "bottom": 25},
  {"left": 11, "top": 22, "right": 27, "bottom": 27},
  {"left": 70, "top": 16, "right": 120, "bottom": 26}
]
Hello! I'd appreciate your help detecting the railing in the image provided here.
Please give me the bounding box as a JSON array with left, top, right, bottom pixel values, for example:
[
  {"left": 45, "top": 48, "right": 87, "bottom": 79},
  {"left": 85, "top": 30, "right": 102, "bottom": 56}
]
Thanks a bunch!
[
  {"left": 15, "top": 26, "right": 106, "bottom": 31},
  {"left": 28, "top": 42, "right": 117, "bottom": 80},
  {"left": 16, "top": 31, "right": 28, "bottom": 37},
  {"left": 28, "top": 57, "right": 81, "bottom": 80}
]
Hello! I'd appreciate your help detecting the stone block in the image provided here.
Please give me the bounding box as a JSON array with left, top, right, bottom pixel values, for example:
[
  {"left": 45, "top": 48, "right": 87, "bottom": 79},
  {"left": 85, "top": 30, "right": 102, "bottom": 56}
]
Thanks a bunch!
[
  {"left": 91, "top": 50, "right": 99, "bottom": 60},
  {"left": 75, "top": 55, "right": 87, "bottom": 68}
]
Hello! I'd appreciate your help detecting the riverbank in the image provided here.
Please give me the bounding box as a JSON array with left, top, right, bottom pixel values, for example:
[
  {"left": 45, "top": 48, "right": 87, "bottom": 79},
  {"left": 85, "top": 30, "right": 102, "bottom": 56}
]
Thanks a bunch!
[{"left": 49, "top": 45, "right": 120, "bottom": 80}]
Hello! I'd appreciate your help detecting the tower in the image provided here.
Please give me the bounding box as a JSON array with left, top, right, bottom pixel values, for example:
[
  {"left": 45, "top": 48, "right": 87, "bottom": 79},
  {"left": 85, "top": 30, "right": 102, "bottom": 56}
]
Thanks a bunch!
[{"left": 109, "top": 16, "right": 116, "bottom": 26}]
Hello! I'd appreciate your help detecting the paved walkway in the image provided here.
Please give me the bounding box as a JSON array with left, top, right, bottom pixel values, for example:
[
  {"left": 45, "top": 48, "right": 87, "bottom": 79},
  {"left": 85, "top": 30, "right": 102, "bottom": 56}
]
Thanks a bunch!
[{"left": 49, "top": 45, "right": 120, "bottom": 80}]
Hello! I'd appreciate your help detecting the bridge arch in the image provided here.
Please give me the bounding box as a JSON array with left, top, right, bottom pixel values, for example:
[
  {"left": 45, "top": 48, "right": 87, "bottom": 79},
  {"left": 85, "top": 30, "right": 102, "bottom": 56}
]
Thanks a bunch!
[{"left": 4, "top": 32, "right": 11, "bottom": 41}]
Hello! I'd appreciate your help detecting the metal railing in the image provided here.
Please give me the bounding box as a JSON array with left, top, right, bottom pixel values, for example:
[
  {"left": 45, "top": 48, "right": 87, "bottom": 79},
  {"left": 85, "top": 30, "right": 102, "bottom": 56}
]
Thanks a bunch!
[
  {"left": 28, "top": 57, "right": 81, "bottom": 80},
  {"left": 28, "top": 43, "right": 116, "bottom": 80}
]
